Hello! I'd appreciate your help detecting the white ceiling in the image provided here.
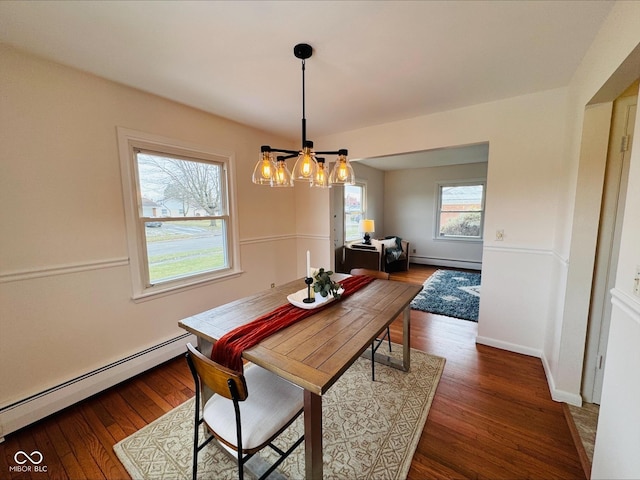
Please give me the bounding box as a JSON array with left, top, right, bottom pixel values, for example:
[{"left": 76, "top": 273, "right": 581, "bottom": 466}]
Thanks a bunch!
[{"left": 0, "top": 0, "right": 613, "bottom": 167}]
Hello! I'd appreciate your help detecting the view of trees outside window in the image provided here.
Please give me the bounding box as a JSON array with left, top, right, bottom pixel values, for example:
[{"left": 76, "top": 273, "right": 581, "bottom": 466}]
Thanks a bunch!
[
  {"left": 136, "top": 152, "right": 228, "bottom": 285},
  {"left": 344, "top": 184, "right": 364, "bottom": 241},
  {"left": 438, "top": 184, "right": 484, "bottom": 238}
]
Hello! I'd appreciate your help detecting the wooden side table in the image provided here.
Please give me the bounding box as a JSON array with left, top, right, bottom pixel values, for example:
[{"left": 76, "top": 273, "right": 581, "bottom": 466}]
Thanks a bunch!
[{"left": 338, "top": 244, "right": 381, "bottom": 272}]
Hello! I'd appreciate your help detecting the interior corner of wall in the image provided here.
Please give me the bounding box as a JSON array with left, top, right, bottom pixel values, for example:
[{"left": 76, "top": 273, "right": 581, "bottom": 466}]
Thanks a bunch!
[{"left": 541, "top": 350, "right": 583, "bottom": 406}]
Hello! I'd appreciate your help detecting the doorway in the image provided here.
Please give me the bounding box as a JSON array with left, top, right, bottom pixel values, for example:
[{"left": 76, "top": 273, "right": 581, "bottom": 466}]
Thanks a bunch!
[{"left": 583, "top": 82, "right": 638, "bottom": 404}]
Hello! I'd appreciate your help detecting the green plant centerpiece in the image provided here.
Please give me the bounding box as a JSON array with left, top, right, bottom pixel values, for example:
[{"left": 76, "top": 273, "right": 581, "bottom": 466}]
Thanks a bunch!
[{"left": 312, "top": 268, "right": 343, "bottom": 299}]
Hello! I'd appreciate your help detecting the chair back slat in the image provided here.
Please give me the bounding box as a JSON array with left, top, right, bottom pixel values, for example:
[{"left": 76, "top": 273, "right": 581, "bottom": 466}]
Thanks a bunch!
[
  {"left": 350, "top": 268, "right": 390, "bottom": 280},
  {"left": 186, "top": 343, "right": 248, "bottom": 401}
]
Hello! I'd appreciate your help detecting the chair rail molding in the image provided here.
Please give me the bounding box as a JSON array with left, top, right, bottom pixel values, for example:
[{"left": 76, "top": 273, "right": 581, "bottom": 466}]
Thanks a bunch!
[
  {"left": 239, "top": 233, "right": 297, "bottom": 246},
  {"left": 0, "top": 257, "right": 130, "bottom": 284},
  {"left": 610, "top": 288, "right": 640, "bottom": 325}
]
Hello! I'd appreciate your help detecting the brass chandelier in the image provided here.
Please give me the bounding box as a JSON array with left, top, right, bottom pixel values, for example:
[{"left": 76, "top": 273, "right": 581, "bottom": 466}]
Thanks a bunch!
[{"left": 252, "top": 43, "right": 354, "bottom": 188}]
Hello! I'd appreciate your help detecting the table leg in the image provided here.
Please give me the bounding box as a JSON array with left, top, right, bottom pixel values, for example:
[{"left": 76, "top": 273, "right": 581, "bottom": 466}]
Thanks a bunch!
[
  {"left": 304, "top": 390, "right": 323, "bottom": 479},
  {"left": 361, "top": 305, "right": 411, "bottom": 372},
  {"left": 402, "top": 304, "right": 411, "bottom": 371}
]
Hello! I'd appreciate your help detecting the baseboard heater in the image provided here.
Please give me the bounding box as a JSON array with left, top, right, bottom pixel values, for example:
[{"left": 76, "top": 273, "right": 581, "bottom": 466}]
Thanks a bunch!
[
  {"left": 0, "top": 332, "right": 196, "bottom": 442},
  {"left": 411, "top": 255, "right": 482, "bottom": 271}
]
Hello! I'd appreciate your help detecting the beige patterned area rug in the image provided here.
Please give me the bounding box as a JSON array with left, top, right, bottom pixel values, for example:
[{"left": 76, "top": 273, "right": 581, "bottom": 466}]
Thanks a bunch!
[{"left": 114, "top": 345, "right": 445, "bottom": 479}]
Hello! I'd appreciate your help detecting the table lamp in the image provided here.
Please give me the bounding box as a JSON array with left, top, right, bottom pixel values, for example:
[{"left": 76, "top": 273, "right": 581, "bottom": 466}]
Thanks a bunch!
[{"left": 359, "top": 219, "right": 375, "bottom": 245}]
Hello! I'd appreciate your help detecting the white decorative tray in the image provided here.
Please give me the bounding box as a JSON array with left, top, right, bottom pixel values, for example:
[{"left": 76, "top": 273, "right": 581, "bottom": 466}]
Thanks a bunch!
[{"left": 287, "top": 287, "right": 344, "bottom": 310}]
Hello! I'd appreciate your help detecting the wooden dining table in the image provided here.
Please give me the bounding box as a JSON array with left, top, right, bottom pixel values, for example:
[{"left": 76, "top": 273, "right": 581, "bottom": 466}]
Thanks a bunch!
[{"left": 178, "top": 274, "right": 422, "bottom": 479}]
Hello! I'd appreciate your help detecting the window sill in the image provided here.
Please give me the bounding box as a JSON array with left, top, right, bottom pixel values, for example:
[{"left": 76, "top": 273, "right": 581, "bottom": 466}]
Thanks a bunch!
[
  {"left": 433, "top": 236, "right": 483, "bottom": 243},
  {"left": 131, "top": 268, "right": 243, "bottom": 303}
]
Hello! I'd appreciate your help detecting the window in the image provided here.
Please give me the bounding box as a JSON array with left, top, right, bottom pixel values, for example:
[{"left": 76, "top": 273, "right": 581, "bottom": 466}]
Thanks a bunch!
[
  {"left": 436, "top": 182, "right": 485, "bottom": 240},
  {"left": 118, "top": 128, "right": 240, "bottom": 299},
  {"left": 344, "top": 183, "right": 365, "bottom": 242}
]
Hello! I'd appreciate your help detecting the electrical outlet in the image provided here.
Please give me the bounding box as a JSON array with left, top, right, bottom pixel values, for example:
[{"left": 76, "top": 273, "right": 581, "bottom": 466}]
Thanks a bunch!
[
  {"left": 634, "top": 266, "right": 640, "bottom": 297},
  {"left": 495, "top": 230, "right": 504, "bottom": 241},
  {"left": 412, "top": 248, "right": 416, "bottom": 254}
]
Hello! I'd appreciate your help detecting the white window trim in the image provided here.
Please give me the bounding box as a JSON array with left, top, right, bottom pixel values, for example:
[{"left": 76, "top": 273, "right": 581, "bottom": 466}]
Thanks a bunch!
[
  {"left": 117, "top": 127, "right": 242, "bottom": 300},
  {"left": 344, "top": 181, "right": 367, "bottom": 243},
  {"left": 434, "top": 179, "right": 486, "bottom": 242}
]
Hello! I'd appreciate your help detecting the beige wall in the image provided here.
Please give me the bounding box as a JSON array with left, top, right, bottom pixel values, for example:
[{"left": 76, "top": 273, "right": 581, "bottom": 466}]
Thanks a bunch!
[
  {"left": 0, "top": 44, "right": 307, "bottom": 409},
  {"left": 384, "top": 162, "right": 487, "bottom": 268},
  {"left": 592, "top": 84, "right": 640, "bottom": 477},
  {"left": 320, "top": 87, "right": 569, "bottom": 364},
  {"left": 2, "top": 3, "right": 640, "bottom": 472},
  {"left": 573, "top": 3, "right": 640, "bottom": 477},
  {"left": 549, "top": 2, "right": 640, "bottom": 406},
  {"left": 319, "top": 6, "right": 640, "bottom": 444},
  {"left": 324, "top": 2, "right": 640, "bottom": 475},
  {"left": 550, "top": 102, "right": 613, "bottom": 398}
]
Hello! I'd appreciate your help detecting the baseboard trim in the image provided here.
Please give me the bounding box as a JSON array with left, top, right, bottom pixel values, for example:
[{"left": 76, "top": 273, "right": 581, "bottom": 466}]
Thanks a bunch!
[
  {"left": 411, "top": 257, "right": 481, "bottom": 271},
  {"left": 475, "top": 335, "right": 542, "bottom": 359},
  {"left": 477, "top": 336, "right": 583, "bottom": 406},
  {"left": 0, "top": 333, "right": 196, "bottom": 440},
  {"left": 540, "top": 352, "right": 583, "bottom": 406}
]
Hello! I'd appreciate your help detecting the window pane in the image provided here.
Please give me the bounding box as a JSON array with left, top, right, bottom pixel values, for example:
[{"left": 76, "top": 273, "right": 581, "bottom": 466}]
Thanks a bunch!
[
  {"left": 345, "top": 184, "right": 364, "bottom": 241},
  {"left": 439, "top": 212, "right": 481, "bottom": 237},
  {"left": 144, "top": 219, "right": 227, "bottom": 285},
  {"left": 345, "top": 185, "right": 363, "bottom": 212},
  {"left": 441, "top": 185, "right": 483, "bottom": 212},
  {"left": 118, "top": 128, "right": 238, "bottom": 298},
  {"left": 137, "top": 152, "right": 223, "bottom": 218},
  {"left": 345, "top": 212, "right": 362, "bottom": 240}
]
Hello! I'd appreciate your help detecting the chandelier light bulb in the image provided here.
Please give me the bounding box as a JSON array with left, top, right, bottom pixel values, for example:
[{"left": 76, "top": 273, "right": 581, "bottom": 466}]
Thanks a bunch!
[
  {"left": 273, "top": 156, "right": 293, "bottom": 187},
  {"left": 313, "top": 158, "right": 329, "bottom": 188},
  {"left": 301, "top": 154, "right": 313, "bottom": 176},
  {"left": 260, "top": 158, "right": 273, "bottom": 178},
  {"left": 292, "top": 141, "right": 318, "bottom": 182},
  {"left": 336, "top": 163, "right": 348, "bottom": 181},
  {"left": 252, "top": 147, "right": 276, "bottom": 185}
]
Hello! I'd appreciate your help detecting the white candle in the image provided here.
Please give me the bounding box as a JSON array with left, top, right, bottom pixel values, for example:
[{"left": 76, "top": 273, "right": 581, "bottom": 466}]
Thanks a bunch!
[{"left": 306, "top": 250, "right": 311, "bottom": 278}]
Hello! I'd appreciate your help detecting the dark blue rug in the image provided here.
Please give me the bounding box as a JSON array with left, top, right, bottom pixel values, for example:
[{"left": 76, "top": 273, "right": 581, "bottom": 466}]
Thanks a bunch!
[{"left": 411, "top": 269, "right": 481, "bottom": 322}]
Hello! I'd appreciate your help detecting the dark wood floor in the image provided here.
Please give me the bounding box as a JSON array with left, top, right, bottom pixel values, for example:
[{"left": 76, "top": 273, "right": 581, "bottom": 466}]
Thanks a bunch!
[{"left": 1, "top": 265, "right": 584, "bottom": 479}]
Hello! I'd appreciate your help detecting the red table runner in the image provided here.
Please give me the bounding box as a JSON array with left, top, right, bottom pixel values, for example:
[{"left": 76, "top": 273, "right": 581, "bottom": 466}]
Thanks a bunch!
[{"left": 211, "top": 274, "right": 376, "bottom": 371}]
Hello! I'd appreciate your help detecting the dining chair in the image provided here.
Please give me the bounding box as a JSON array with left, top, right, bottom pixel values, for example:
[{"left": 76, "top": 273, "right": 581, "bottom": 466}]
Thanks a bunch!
[
  {"left": 350, "top": 268, "right": 392, "bottom": 381},
  {"left": 185, "top": 343, "right": 304, "bottom": 480}
]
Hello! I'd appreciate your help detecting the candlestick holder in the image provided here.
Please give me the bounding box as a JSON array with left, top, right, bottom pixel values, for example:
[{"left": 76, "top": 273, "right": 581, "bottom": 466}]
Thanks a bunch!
[{"left": 303, "top": 276, "right": 315, "bottom": 303}]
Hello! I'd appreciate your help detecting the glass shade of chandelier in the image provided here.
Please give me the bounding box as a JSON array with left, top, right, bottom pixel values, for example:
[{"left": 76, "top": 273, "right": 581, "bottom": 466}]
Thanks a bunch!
[
  {"left": 273, "top": 155, "right": 293, "bottom": 187},
  {"left": 252, "top": 43, "right": 354, "bottom": 188},
  {"left": 328, "top": 149, "right": 354, "bottom": 185},
  {"left": 313, "top": 157, "right": 329, "bottom": 188},
  {"left": 252, "top": 146, "right": 277, "bottom": 186}
]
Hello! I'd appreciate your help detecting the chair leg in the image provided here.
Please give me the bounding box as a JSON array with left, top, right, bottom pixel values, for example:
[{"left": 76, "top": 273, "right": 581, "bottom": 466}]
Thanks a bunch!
[
  {"left": 258, "top": 435, "right": 305, "bottom": 480},
  {"left": 371, "top": 341, "right": 376, "bottom": 381},
  {"left": 192, "top": 384, "right": 200, "bottom": 479},
  {"left": 192, "top": 411, "right": 199, "bottom": 480},
  {"left": 192, "top": 435, "right": 198, "bottom": 480}
]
